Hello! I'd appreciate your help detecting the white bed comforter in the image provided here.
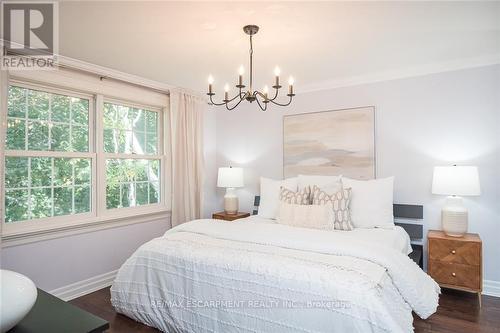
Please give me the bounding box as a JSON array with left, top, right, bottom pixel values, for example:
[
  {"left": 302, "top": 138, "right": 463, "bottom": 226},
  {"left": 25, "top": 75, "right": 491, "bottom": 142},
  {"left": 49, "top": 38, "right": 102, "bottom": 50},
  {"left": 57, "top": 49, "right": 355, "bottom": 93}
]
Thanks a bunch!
[{"left": 111, "top": 219, "right": 440, "bottom": 333}]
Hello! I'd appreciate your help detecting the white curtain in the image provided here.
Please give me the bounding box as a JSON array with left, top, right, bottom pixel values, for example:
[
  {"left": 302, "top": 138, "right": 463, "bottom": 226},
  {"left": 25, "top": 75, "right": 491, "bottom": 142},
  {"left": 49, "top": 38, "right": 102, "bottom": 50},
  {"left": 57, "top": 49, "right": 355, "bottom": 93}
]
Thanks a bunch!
[{"left": 169, "top": 89, "right": 205, "bottom": 227}]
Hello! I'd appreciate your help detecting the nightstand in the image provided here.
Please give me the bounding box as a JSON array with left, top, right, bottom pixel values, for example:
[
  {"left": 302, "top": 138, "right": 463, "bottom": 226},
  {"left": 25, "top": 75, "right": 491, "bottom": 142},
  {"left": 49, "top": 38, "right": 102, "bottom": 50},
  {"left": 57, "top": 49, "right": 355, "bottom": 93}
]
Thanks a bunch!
[
  {"left": 428, "top": 230, "right": 482, "bottom": 306},
  {"left": 212, "top": 211, "right": 250, "bottom": 221}
]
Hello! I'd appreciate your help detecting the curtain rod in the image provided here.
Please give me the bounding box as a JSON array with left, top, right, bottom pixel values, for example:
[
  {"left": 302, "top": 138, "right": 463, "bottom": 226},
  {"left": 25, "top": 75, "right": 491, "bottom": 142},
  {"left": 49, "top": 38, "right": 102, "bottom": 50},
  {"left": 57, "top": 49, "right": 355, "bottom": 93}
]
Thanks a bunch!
[{"left": 3, "top": 50, "right": 207, "bottom": 100}]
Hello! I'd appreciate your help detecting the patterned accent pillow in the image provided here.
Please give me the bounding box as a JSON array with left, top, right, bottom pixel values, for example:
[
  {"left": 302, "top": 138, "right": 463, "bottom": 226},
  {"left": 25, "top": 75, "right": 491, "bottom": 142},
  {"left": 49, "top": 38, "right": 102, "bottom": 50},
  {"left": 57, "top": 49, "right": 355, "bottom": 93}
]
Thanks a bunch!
[
  {"left": 312, "top": 185, "right": 354, "bottom": 231},
  {"left": 279, "top": 186, "right": 311, "bottom": 205}
]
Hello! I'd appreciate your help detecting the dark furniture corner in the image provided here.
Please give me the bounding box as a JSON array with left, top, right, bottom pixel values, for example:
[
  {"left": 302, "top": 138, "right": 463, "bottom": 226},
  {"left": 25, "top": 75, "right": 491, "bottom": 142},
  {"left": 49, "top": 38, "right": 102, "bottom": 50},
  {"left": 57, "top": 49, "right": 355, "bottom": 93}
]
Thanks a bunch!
[{"left": 8, "top": 289, "right": 109, "bottom": 333}]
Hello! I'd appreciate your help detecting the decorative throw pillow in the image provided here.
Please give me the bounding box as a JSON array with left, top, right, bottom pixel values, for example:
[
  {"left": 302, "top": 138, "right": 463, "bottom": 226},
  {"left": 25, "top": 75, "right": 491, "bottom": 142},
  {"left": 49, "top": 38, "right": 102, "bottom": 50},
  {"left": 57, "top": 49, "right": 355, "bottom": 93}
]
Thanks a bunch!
[
  {"left": 342, "top": 176, "right": 394, "bottom": 228},
  {"left": 279, "top": 186, "right": 311, "bottom": 205},
  {"left": 258, "top": 177, "right": 298, "bottom": 219},
  {"left": 277, "top": 202, "right": 334, "bottom": 230},
  {"left": 312, "top": 185, "right": 354, "bottom": 231}
]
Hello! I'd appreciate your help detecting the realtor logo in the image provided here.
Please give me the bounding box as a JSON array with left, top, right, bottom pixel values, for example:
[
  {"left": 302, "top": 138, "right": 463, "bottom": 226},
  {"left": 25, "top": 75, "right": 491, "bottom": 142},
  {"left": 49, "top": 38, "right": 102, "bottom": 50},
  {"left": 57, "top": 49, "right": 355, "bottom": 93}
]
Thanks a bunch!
[{"left": 1, "top": 1, "right": 58, "bottom": 69}]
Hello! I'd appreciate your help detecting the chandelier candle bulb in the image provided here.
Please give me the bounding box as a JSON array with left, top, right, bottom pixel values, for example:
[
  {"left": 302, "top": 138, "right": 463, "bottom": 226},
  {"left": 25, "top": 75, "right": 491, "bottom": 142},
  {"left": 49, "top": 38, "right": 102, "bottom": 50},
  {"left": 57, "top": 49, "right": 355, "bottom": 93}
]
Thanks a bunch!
[
  {"left": 263, "top": 85, "right": 269, "bottom": 100},
  {"left": 288, "top": 76, "right": 294, "bottom": 95},
  {"left": 238, "top": 66, "right": 244, "bottom": 86},
  {"left": 224, "top": 84, "right": 229, "bottom": 101},
  {"left": 208, "top": 75, "right": 214, "bottom": 94},
  {"left": 274, "top": 66, "right": 281, "bottom": 87}
]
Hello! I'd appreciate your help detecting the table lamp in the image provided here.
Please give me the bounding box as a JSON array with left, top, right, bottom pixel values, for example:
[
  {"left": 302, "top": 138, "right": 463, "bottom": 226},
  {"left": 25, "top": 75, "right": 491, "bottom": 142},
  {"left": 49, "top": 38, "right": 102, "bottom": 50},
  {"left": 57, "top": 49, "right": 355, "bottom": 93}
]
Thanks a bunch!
[
  {"left": 217, "top": 167, "right": 244, "bottom": 215},
  {"left": 432, "top": 165, "right": 481, "bottom": 237}
]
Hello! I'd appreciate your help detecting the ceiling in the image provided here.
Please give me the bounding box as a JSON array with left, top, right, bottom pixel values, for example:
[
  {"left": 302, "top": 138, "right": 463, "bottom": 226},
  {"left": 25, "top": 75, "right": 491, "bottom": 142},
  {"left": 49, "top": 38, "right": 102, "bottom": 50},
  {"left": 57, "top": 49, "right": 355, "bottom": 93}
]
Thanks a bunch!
[{"left": 58, "top": 1, "right": 500, "bottom": 94}]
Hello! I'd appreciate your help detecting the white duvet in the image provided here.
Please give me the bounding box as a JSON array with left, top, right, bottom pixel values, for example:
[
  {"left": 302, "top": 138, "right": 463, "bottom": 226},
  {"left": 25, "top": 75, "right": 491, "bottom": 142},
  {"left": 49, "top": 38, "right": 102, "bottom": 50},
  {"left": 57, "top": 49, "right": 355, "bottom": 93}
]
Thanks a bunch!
[{"left": 111, "top": 219, "right": 440, "bottom": 333}]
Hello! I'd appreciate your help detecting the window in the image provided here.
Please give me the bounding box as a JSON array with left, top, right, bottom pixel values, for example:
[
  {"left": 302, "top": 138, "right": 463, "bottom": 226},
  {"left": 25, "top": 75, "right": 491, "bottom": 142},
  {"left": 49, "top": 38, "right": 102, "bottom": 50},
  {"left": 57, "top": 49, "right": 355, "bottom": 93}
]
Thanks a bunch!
[
  {"left": 4, "top": 84, "right": 93, "bottom": 223},
  {"left": 101, "top": 102, "right": 162, "bottom": 210},
  {"left": 2, "top": 81, "right": 167, "bottom": 235}
]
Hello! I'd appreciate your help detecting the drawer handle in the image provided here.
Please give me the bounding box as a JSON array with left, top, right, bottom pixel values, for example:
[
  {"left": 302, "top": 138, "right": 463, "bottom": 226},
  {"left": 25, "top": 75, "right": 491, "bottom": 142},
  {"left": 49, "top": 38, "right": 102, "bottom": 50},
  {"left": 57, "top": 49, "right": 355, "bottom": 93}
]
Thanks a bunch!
[
  {"left": 451, "top": 272, "right": 456, "bottom": 277},
  {"left": 451, "top": 250, "right": 456, "bottom": 254}
]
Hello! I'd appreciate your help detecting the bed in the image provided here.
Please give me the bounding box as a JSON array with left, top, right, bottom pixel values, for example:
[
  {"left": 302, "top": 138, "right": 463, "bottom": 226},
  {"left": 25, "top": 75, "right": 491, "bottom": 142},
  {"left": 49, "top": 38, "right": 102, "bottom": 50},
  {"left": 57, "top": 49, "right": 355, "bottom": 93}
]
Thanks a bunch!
[{"left": 110, "top": 213, "right": 439, "bottom": 333}]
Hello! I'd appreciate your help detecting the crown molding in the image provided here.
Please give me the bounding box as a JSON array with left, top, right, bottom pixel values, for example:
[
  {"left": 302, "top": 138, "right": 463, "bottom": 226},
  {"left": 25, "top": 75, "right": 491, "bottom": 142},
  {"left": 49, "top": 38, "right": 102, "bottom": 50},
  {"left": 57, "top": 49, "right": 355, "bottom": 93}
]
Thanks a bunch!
[
  {"left": 297, "top": 54, "right": 500, "bottom": 94},
  {"left": 56, "top": 55, "right": 175, "bottom": 93}
]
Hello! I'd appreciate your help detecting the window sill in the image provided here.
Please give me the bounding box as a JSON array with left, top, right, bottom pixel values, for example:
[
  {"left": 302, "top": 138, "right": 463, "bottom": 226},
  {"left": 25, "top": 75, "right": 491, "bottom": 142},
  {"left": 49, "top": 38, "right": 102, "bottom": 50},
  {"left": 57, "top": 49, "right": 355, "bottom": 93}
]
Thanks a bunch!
[{"left": 1, "top": 209, "right": 171, "bottom": 248}]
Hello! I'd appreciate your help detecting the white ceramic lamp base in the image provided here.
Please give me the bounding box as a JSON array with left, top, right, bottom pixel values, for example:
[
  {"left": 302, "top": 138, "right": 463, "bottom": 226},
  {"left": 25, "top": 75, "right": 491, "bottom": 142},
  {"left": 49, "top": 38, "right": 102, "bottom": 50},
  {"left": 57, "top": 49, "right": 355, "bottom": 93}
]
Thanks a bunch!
[
  {"left": 442, "top": 196, "right": 468, "bottom": 237},
  {"left": 224, "top": 188, "right": 239, "bottom": 215}
]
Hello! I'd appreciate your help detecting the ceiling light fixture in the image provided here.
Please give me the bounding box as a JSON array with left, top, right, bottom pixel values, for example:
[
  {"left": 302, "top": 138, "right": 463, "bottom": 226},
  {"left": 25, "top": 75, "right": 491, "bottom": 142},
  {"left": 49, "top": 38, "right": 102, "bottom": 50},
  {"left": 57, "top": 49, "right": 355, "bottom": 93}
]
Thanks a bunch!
[{"left": 207, "top": 25, "right": 295, "bottom": 111}]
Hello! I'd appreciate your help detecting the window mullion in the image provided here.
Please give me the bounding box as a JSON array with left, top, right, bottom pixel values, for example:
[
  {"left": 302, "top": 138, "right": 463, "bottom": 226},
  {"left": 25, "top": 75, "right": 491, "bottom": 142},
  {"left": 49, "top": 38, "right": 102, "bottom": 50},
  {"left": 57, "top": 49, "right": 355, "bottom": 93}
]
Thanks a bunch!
[{"left": 95, "top": 94, "right": 105, "bottom": 217}]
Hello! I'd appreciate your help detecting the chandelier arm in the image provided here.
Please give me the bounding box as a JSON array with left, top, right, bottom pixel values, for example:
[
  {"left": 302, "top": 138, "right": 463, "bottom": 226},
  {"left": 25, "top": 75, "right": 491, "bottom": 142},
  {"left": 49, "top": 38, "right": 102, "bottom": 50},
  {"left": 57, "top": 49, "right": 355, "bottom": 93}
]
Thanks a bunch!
[
  {"left": 268, "top": 95, "right": 293, "bottom": 107},
  {"left": 225, "top": 96, "right": 246, "bottom": 111},
  {"left": 239, "top": 87, "right": 246, "bottom": 99},
  {"left": 267, "top": 86, "right": 280, "bottom": 102},
  {"left": 254, "top": 94, "right": 268, "bottom": 111},
  {"left": 208, "top": 94, "right": 227, "bottom": 106},
  {"left": 226, "top": 92, "right": 245, "bottom": 103}
]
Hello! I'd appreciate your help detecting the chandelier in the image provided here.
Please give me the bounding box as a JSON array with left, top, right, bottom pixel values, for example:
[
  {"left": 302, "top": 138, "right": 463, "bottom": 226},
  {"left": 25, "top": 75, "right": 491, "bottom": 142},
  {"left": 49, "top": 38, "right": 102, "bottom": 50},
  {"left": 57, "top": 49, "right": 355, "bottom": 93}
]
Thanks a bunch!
[{"left": 207, "top": 25, "right": 295, "bottom": 111}]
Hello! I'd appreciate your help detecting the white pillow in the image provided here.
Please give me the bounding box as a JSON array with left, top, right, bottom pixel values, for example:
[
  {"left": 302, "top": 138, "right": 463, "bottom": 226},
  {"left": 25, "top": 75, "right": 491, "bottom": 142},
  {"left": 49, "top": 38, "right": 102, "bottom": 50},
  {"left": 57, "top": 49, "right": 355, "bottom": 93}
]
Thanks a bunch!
[
  {"left": 297, "top": 174, "right": 342, "bottom": 191},
  {"left": 277, "top": 202, "right": 334, "bottom": 230},
  {"left": 342, "top": 176, "right": 394, "bottom": 228},
  {"left": 258, "top": 177, "right": 298, "bottom": 219}
]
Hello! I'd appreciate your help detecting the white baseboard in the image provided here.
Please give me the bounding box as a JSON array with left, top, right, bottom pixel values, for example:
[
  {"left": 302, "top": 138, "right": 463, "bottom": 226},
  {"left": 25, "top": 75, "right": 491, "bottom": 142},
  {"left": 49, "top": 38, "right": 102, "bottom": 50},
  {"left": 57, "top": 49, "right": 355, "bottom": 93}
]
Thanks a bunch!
[
  {"left": 49, "top": 270, "right": 118, "bottom": 301},
  {"left": 484, "top": 280, "right": 500, "bottom": 298}
]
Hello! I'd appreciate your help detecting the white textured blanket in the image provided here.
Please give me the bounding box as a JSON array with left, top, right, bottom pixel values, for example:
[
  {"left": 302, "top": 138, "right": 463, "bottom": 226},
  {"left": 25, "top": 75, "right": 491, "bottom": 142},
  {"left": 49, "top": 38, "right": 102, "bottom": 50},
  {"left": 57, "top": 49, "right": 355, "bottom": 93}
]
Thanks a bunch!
[{"left": 111, "top": 219, "right": 440, "bottom": 333}]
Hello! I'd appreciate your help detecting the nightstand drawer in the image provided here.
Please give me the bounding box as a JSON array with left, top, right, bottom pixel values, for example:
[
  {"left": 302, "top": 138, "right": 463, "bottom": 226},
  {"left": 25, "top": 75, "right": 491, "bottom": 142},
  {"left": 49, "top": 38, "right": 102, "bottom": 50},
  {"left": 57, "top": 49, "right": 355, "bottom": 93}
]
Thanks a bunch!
[
  {"left": 428, "top": 261, "right": 480, "bottom": 291},
  {"left": 428, "top": 238, "right": 480, "bottom": 265}
]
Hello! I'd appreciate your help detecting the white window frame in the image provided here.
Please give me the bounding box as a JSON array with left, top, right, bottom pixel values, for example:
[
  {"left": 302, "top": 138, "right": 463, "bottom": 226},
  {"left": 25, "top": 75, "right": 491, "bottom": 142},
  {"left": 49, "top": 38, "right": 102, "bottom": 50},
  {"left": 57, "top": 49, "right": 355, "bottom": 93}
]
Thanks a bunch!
[
  {"left": 1, "top": 79, "right": 170, "bottom": 245},
  {"left": 97, "top": 97, "right": 167, "bottom": 219}
]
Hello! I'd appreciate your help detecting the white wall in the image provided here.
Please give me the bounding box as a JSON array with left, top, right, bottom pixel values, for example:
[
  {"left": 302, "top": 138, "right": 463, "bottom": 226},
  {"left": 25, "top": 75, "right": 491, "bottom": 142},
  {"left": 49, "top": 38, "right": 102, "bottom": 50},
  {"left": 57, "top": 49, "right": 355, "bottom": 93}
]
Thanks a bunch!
[
  {"left": 0, "top": 219, "right": 168, "bottom": 291},
  {"left": 215, "top": 65, "right": 500, "bottom": 283}
]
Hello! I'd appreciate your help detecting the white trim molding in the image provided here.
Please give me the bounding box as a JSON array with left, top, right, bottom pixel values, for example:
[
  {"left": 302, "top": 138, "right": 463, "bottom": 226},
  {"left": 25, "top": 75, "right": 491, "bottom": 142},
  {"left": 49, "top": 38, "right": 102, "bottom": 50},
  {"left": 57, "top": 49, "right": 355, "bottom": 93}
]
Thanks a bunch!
[
  {"left": 2, "top": 210, "right": 171, "bottom": 248},
  {"left": 298, "top": 54, "right": 500, "bottom": 94},
  {"left": 50, "top": 270, "right": 118, "bottom": 301},
  {"left": 484, "top": 280, "right": 500, "bottom": 298}
]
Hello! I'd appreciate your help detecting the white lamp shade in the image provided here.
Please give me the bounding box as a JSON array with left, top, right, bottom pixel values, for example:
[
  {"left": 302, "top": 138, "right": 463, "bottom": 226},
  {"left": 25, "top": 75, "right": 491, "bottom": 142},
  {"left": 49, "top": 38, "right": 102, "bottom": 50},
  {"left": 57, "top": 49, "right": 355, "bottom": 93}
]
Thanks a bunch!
[
  {"left": 217, "top": 167, "right": 244, "bottom": 188},
  {"left": 432, "top": 166, "right": 481, "bottom": 196}
]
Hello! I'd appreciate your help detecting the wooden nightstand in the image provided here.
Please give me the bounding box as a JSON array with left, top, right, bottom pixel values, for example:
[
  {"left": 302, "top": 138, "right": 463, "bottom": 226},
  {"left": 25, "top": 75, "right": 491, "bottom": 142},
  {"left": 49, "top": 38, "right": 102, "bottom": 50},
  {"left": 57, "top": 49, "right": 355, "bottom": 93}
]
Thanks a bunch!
[
  {"left": 428, "top": 230, "right": 482, "bottom": 306},
  {"left": 212, "top": 211, "right": 250, "bottom": 221}
]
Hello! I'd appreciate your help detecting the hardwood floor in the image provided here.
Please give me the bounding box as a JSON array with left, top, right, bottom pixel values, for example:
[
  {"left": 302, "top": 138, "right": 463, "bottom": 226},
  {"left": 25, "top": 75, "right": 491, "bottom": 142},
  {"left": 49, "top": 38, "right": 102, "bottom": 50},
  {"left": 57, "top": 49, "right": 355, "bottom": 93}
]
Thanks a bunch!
[{"left": 71, "top": 288, "right": 500, "bottom": 332}]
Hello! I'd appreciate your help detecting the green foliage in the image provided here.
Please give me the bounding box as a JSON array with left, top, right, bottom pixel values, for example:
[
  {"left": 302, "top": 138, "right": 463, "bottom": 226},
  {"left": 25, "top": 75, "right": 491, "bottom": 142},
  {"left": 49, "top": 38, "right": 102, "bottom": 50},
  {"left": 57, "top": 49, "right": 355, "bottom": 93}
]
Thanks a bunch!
[
  {"left": 27, "top": 90, "right": 49, "bottom": 120},
  {"left": 7, "top": 86, "right": 26, "bottom": 117},
  {"left": 6, "top": 86, "right": 89, "bottom": 153},
  {"left": 6, "top": 119, "right": 26, "bottom": 150},
  {"left": 31, "top": 157, "right": 52, "bottom": 187},
  {"left": 105, "top": 159, "right": 160, "bottom": 209},
  {"left": 51, "top": 123, "right": 71, "bottom": 151},
  {"left": 54, "top": 187, "right": 72, "bottom": 216},
  {"left": 27, "top": 121, "right": 49, "bottom": 150},
  {"left": 5, "top": 157, "right": 29, "bottom": 188},
  {"left": 4, "top": 157, "right": 91, "bottom": 223},
  {"left": 30, "top": 188, "right": 52, "bottom": 219},
  {"left": 103, "top": 103, "right": 157, "bottom": 155},
  {"left": 5, "top": 190, "right": 28, "bottom": 222},
  {"left": 51, "top": 94, "right": 70, "bottom": 122}
]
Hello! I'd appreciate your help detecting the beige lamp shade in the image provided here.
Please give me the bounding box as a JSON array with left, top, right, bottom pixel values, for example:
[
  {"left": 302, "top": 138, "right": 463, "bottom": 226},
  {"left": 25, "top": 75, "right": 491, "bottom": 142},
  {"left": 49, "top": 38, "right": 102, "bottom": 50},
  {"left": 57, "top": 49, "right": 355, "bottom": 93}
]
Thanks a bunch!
[
  {"left": 217, "top": 167, "right": 244, "bottom": 188},
  {"left": 432, "top": 166, "right": 481, "bottom": 196}
]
